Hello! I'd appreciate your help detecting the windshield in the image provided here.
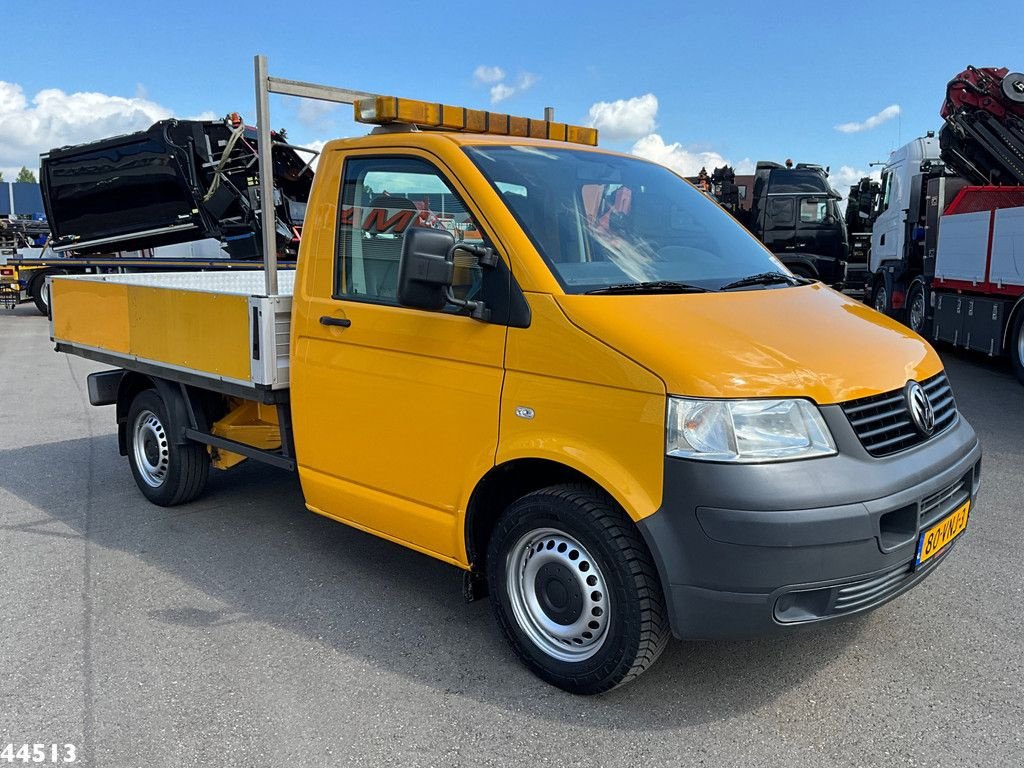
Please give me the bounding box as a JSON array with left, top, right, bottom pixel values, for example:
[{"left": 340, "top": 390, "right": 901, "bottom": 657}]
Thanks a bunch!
[{"left": 465, "top": 145, "right": 788, "bottom": 293}]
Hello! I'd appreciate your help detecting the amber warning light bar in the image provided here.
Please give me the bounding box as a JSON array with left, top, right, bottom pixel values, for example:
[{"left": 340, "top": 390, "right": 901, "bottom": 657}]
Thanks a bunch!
[{"left": 354, "top": 96, "right": 599, "bottom": 146}]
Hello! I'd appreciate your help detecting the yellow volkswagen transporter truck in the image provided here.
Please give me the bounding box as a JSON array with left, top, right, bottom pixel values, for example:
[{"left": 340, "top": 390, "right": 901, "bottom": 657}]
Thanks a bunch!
[{"left": 49, "top": 93, "right": 981, "bottom": 695}]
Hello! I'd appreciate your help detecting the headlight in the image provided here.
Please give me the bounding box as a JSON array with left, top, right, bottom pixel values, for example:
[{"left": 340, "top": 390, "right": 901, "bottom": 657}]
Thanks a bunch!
[{"left": 666, "top": 397, "right": 836, "bottom": 463}]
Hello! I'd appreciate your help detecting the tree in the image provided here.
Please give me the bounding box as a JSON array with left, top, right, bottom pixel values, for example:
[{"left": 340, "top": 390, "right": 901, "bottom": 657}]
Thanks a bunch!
[{"left": 16, "top": 166, "right": 36, "bottom": 183}]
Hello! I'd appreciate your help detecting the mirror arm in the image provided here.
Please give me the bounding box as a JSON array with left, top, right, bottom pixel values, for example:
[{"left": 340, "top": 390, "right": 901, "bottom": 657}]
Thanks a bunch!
[{"left": 441, "top": 243, "right": 497, "bottom": 321}]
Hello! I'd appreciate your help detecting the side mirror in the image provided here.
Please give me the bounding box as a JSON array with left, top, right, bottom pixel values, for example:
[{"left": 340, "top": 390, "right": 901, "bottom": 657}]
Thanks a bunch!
[{"left": 397, "top": 227, "right": 456, "bottom": 311}]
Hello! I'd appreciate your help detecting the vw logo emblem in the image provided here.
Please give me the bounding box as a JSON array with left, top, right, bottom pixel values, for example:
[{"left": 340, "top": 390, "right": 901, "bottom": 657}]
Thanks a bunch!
[{"left": 905, "top": 381, "right": 935, "bottom": 436}]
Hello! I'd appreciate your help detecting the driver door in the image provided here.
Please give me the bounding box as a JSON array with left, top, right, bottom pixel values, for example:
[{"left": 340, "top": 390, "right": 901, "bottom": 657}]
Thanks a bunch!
[{"left": 291, "top": 151, "right": 509, "bottom": 562}]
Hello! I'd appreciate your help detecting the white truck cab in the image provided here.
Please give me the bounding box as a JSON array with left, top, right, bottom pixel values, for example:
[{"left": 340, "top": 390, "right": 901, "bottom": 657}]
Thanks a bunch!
[{"left": 869, "top": 135, "right": 941, "bottom": 286}]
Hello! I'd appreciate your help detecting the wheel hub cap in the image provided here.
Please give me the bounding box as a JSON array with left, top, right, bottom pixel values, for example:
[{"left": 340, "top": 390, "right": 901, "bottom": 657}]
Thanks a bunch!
[{"left": 535, "top": 562, "right": 583, "bottom": 625}]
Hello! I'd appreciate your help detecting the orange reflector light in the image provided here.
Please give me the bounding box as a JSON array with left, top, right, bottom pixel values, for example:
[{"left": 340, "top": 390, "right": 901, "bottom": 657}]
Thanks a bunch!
[{"left": 354, "top": 96, "right": 598, "bottom": 146}]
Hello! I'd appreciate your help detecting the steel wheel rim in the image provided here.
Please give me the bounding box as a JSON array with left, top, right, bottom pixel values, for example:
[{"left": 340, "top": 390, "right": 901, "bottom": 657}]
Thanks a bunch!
[
  {"left": 874, "top": 286, "right": 888, "bottom": 313},
  {"left": 909, "top": 288, "right": 925, "bottom": 332},
  {"left": 132, "top": 409, "right": 170, "bottom": 488},
  {"left": 506, "top": 527, "right": 610, "bottom": 662}
]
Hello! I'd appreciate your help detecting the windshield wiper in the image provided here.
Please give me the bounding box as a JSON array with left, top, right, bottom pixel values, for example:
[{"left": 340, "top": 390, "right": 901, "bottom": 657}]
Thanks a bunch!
[
  {"left": 718, "top": 272, "right": 810, "bottom": 291},
  {"left": 586, "top": 280, "right": 712, "bottom": 295}
]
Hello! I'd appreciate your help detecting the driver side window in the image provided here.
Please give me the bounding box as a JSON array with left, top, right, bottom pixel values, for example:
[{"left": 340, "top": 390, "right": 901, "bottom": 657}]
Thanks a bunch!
[{"left": 334, "top": 157, "right": 488, "bottom": 304}]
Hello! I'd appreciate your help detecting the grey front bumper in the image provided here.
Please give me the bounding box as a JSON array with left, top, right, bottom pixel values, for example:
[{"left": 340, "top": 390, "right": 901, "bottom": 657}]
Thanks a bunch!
[{"left": 638, "top": 405, "right": 982, "bottom": 639}]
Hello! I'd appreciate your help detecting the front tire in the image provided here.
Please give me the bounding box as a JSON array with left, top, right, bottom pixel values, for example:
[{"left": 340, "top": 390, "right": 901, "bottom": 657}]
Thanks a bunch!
[
  {"left": 126, "top": 389, "right": 210, "bottom": 506},
  {"left": 486, "top": 484, "right": 669, "bottom": 695}
]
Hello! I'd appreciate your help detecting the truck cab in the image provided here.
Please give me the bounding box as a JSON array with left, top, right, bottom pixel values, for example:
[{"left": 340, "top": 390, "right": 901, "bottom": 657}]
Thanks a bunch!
[
  {"left": 750, "top": 162, "right": 848, "bottom": 288},
  {"left": 48, "top": 66, "right": 983, "bottom": 694},
  {"left": 868, "top": 135, "right": 942, "bottom": 313}
]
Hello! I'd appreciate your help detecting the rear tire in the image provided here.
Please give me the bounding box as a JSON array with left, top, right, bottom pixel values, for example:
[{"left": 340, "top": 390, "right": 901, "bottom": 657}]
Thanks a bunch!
[
  {"left": 872, "top": 280, "right": 889, "bottom": 315},
  {"left": 1010, "top": 309, "right": 1024, "bottom": 386},
  {"left": 126, "top": 389, "right": 209, "bottom": 506},
  {"left": 906, "top": 280, "right": 931, "bottom": 338},
  {"left": 486, "top": 484, "right": 670, "bottom": 695},
  {"left": 31, "top": 269, "right": 66, "bottom": 316},
  {"left": 31, "top": 276, "right": 51, "bottom": 316}
]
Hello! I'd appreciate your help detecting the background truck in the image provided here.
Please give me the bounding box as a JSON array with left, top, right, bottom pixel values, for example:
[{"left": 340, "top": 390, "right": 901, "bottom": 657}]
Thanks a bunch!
[
  {"left": 866, "top": 66, "right": 1024, "bottom": 383},
  {"left": 690, "top": 161, "right": 848, "bottom": 287},
  {"left": 842, "top": 176, "right": 880, "bottom": 298},
  {"left": 48, "top": 56, "right": 981, "bottom": 694}
]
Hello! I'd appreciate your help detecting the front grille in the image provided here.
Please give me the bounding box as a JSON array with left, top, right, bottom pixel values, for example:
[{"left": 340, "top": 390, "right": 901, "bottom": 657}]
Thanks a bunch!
[{"left": 841, "top": 372, "right": 958, "bottom": 457}]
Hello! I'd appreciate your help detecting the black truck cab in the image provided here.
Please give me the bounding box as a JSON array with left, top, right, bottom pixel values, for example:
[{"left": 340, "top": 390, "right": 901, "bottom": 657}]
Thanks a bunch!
[{"left": 747, "top": 162, "right": 848, "bottom": 287}]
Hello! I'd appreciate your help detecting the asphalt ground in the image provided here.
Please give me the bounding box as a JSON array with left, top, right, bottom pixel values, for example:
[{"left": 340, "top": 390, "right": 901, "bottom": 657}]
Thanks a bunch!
[{"left": 1, "top": 301, "right": 1022, "bottom": 768}]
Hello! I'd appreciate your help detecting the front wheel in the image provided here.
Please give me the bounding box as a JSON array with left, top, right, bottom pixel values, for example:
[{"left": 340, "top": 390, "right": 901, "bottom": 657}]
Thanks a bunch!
[
  {"left": 486, "top": 485, "right": 670, "bottom": 694},
  {"left": 126, "top": 389, "right": 210, "bottom": 506}
]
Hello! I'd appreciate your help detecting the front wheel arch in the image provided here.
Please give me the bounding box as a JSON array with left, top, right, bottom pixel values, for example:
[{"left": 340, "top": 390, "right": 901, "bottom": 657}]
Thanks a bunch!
[{"left": 465, "top": 458, "right": 599, "bottom": 573}]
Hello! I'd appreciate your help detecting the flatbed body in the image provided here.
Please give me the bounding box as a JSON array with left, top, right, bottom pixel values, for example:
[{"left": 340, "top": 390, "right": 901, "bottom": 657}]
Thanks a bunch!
[{"left": 51, "top": 271, "right": 293, "bottom": 398}]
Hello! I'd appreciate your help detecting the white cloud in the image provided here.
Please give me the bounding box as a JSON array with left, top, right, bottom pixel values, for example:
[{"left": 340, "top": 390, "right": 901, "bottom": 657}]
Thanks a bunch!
[
  {"left": 733, "top": 158, "right": 755, "bottom": 174},
  {"left": 835, "top": 104, "right": 900, "bottom": 134},
  {"left": 295, "top": 139, "right": 327, "bottom": 170},
  {"left": 0, "top": 80, "right": 212, "bottom": 179},
  {"left": 296, "top": 99, "right": 338, "bottom": 131},
  {"left": 473, "top": 65, "right": 505, "bottom": 85},
  {"left": 489, "top": 73, "right": 538, "bottom": 104},
  {"left": 490, "top": 83, "right": 515, "bottom": 104},
  {"left": 631, "top": 133, "right": 740, "bottom": 177},
  {"left": 587, "top": 94, "right": 658, "bottom": 140}
]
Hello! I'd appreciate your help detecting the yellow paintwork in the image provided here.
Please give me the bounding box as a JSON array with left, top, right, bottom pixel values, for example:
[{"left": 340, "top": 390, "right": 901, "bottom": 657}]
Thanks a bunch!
[
  {"left": 291, "top": 146, "right": 506, "bottom": 563},
  {"left": 52, "top": 279, "right": 251, "bottom": 382},
  {"left": 210, "top": 399, "right": 282, "bottom": 470},
  {"left": 127, "top": 287, "right": 251, "bottom": 380},
  {"left": 557, "top": 284, "right": 944, "bottom": 405},
  {"left": 52, "top": 278, "right": 131, "bottom": 353},
  {"left": 500, "top": 293, "right": 666, "bottom": 520}
]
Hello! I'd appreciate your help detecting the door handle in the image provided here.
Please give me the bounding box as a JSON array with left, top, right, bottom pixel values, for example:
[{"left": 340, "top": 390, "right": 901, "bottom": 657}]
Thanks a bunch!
[
  {"left": 880, "top": 233, "right": 886, "bottom": 246},
  {"left": 319, "top": 316, "right": 351, "bottom": 328}
]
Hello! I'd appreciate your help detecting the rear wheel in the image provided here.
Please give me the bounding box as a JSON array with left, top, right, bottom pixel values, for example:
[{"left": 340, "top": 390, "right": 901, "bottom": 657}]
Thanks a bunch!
[
  {"left": 126, "top": 389, "right": 209, "bottom": 506},
  {"left": 1011, "top": 309, "right": 1024, "bottom": 385},
  {"left": 906, "top": 280, "right": 930, "bottom": 337},
  {"left": 872, "top": 280, "right": 889, "bottom": 315},
  {"left": 486, "top": 484, "right": 670, "bottom": 695},
  {"left": 31, "top": 276, "right": 51, "bottom": 315},
  {"left": 31, "top": 269, "right": 65, "bottom": 316}
]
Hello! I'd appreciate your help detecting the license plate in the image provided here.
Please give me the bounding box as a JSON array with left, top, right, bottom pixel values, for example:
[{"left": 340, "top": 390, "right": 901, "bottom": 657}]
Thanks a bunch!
[{"left": 915, "top": 500, "right": 970, "bottom": 567}]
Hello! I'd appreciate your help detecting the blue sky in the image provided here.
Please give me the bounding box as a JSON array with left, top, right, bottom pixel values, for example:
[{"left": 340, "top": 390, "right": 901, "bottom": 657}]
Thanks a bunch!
[{"left": 1, "top": 0, "right": 1019, "bottom": 197}]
